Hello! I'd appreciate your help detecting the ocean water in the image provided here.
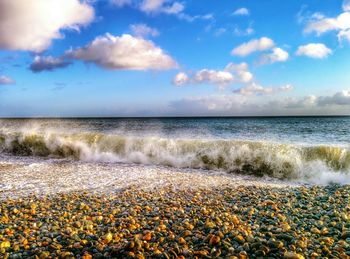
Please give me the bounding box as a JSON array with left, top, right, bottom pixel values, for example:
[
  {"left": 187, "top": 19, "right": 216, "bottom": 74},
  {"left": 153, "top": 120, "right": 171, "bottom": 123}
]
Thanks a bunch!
[{"left": 0, "top": 117, "right": 350, "bottom": 196}]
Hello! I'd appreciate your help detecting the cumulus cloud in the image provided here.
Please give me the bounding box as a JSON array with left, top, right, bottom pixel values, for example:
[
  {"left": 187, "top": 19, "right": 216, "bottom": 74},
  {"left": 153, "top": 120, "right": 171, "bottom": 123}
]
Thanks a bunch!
[
  {"left": 29, "top": 56, "right": 72, "bottom": 73},
  {"left": 231, "top": 37, "right": 275, "bottom": 57},
  {"left": 193, "top": 70, "right": 234, "bottom": 86},
  {"left": 233, "top": 8, "right": 250, "bottom": 16},
  {"left": 172, "top": 72, "right": 190, "bottom": 86},
  {"left": 304, "top": 3, "right": 350, "bottom": 44},
  {"left": 0, "top": 0, "right": 94, "bottom": 52},
  {"left": 173, "top": 70, "right": 234, "bottom": 87},
  {"left": 225, "top": 62, "right": 253, "bottom": 83},
  {"left": 233, "top": 83, "right": 293, "bottom": 96},
  {"left": 296, "top": 43, "right": 332, "bottom": 59},
  {"left": 66, "top": 33, "right": 177, "bottom": 70},
  {"left": 305, "top": 12, "right": 350, "bottom": 35},
  {"left": 130, "top": 23, "right": 159, "bottom": 37},
  {"left": 318, "top": 90, "right": 350, "bottom": 106},
  {"left": 0, "top": 75, "right": 15, "bottom": 85},
  {"left": 172, "top": 62, "right": 292, "bottom": 97},
  {"left": 173, "top": 62, "right": 254, "bottom": 87},
  {"left": 258, "top": 47, "right": 289, "bottom": 65},
  {"left": 233, "top": 83, "right": 273, "bottom": 95}
]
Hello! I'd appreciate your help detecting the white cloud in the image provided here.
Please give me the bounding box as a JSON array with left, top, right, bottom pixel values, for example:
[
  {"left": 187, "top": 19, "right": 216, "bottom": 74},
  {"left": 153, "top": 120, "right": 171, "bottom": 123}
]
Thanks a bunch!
[
  {"left": 140, "top": 0, "right": 164, "bottom": 12},
  {"left": 280, "top": 84, "right": 294, "bottom": 92},
  {"left": 173, "top": 70, "right": 234, "bottom": 87},
  {"left": 233, "top": 83, "right": 273, "bottom": 95},
  {"left": 258, "top": 47, "right": 289, "bottom": 65},
  {"left": 304, "top": 6, "right": 350, "bottom": 45},
  {"left": 174, "top": 62, "right": 255, "bottom": 87},
  {"left": 170, "top": 90, "right": 350, "bottom": 116},
  {"left": 283, "top": 91, "right": 350, "bottom": 108},
  {"left": 201, "top": 14, "right": 215, "bottom": 20},
  {"left": 169, "top": 94, "right": 293, "bottom": 116},
  {"left": 225, "top": 62, "right": 253, "bottom": 83},
  {"left": 177, "top": 13, "right": 214, "bottom": 22},
  {"left": 284, "top": 95, "right": 317, "bottom": 109},
  {"left": 169, "top": 85, "right": 350, "bottom": 116},
  {"left": 173, "top": 62, "right": 292, "bottom": 96},
  {"left": 66, "top": 33, "right": 177, "bottom": 70},
  {"left": 343, "top": 0, "right": 350, "bottom": 12},
  {"left": 29, "top": 56, "right": 72, "bottom": 73},
  {"left": 231, "top": 37, "right": 275, "bottom": 57},
  {"left": 318, "top": 90, "right": 350, "bottom": 106},
  {"left": 193, "top": 70, "right": 234, "bottom": 86},
  {"left": 338, "top": 29, "right": 350, "bottom": 44},
  {"left": 233, "top": 83, "right": 293, "bottom": 96},
  {"left": 305, "top": 12, "right": 350, "bottom": 35},
  {"left": 170, "top": 94, "right": 254, "bottom": 114},
  {"left": 130, "top": 24, "right": 159, "bottom": 37},
  {"left": 110, "top": 0, "right": 132, "bottom": 7},
  {"left": 110, "top": 0, "right": 212, "bottom": 21},
  {"left": 233, "top": 8, "right": 250, "bottom": 16},
  {"left": 140, "top": 0, "right": 184, "bottom": 14},
  {"left": 0, "top": 75, "right": 15, "bottom": 85},
  {"left": 0, "top": 0, "right": 94, "bottom": 52},
  {"left": 234, "top": 25, "right": 254, "bottom": 36},
  {"left": 296, "top": 43, "right": 332, "bottom": 59},
  {"left": 173, "top": 72, "right": 189, "bottom": 86},
  {"left": 162, "top": 2, "right": 185, "bottom": 14},
  {"left": 225, "top": 62, "right": 249, "bottom": 72}
]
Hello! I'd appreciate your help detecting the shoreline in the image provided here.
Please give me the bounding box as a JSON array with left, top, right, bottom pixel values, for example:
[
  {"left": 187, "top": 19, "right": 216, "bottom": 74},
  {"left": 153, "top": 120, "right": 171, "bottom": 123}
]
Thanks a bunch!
[
  {"left": 0, "top": 157, "right": 295, "bottom": 200},
  {"left": 1, "top": 184, "right": 349, "bottom": 258}
]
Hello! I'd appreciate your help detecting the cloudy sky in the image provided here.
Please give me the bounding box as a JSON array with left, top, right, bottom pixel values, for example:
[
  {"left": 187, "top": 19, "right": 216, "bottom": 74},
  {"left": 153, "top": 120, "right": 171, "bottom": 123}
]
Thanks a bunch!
[{"left": 0, "top": 0, "right": 350, "bottom": 117}]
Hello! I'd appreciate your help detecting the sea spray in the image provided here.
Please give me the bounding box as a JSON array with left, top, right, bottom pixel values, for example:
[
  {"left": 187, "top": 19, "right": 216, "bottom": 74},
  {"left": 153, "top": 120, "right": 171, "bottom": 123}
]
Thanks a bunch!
[{"left": 0, "top": 130, "right": 349, "bottom": 180}]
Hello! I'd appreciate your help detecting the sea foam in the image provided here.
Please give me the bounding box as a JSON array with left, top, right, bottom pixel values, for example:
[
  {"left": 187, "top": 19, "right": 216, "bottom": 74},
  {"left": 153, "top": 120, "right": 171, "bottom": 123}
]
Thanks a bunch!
[{"left": 0, "top": 128, "right": 349, "bottom": 183}]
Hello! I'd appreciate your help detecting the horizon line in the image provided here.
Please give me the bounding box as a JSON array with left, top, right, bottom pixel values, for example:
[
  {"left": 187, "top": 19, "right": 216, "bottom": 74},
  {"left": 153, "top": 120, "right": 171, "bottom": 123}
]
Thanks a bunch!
[{"left": 1, "top": 115, "right": 350, "bottom": 119}]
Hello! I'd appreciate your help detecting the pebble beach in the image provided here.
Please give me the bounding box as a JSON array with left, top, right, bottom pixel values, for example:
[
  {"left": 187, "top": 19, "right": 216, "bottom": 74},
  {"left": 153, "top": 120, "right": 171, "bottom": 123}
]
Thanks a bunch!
[
  {"left": 1, "top": 118, "right": 350, "bottom": 258},
  {"left": 1, "top": 184, "right": 350, "bottom": 258}
]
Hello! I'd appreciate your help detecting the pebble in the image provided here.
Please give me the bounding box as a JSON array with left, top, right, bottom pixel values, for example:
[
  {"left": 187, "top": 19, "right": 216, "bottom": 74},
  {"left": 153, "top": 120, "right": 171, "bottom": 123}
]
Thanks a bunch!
[{"left": 0, "top": 184, "right": 348, "bottom": 258}]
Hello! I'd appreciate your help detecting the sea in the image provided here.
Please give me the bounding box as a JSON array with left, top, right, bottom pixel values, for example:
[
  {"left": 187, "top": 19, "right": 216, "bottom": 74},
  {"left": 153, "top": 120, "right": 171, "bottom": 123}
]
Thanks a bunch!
[{"left": 0, "top": 117, "right": 350, "bottom": 197}]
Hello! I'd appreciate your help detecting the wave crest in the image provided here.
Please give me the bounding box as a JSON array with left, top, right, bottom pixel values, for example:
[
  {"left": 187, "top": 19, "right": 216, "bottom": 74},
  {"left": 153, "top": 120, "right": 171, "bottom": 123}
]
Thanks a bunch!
[{"left": 0, "top": 131, "right": 349, "bottom": 180}]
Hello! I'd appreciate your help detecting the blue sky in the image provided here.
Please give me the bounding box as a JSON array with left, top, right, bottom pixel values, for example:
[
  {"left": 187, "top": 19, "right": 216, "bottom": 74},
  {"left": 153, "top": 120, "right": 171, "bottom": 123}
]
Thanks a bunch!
[{"left": 0, "top": 0, "right": 350, "bottom": 116}]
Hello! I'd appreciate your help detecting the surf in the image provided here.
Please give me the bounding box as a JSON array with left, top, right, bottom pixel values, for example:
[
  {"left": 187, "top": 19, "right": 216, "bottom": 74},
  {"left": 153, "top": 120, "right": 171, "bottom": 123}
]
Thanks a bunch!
[{"left": 1, "top": 130, "right": 349, "bottom": 181}]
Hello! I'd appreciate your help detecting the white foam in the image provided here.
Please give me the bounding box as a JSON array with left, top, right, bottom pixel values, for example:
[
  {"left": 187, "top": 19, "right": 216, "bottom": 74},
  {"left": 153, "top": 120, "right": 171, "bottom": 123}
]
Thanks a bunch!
[
  {"left": 0, "top": 155, "right": 293, "bottom": 199},
  {"left": 1, "top": 126, "right": 350, "bottom": 182}
]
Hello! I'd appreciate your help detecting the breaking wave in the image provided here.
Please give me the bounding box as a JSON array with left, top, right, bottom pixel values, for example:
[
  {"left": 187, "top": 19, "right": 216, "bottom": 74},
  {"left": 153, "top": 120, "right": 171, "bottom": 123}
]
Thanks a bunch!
[{"left": 0, "top": 130, "right": 349, "bottom": 181}]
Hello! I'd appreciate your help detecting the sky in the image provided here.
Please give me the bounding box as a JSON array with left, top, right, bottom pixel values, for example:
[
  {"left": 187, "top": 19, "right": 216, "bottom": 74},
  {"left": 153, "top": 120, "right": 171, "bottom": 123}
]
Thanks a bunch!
[{"left": 0, "top": 0, "right": 350, "bottom": 117}]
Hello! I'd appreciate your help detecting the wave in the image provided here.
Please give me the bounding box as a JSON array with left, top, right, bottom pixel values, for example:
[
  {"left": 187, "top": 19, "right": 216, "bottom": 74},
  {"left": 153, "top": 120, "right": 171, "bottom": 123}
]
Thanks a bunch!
[{"left": 0, "top": 130, "right": 349, "bottom": 181}]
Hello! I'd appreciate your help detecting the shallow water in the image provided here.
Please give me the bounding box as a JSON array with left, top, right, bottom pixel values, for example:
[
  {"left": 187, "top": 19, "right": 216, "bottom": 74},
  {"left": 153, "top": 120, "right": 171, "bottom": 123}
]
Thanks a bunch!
[{"left": 0, "top": 154, "right": 293, "bottom": 199}]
